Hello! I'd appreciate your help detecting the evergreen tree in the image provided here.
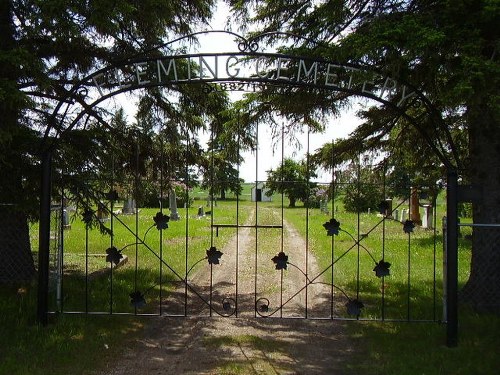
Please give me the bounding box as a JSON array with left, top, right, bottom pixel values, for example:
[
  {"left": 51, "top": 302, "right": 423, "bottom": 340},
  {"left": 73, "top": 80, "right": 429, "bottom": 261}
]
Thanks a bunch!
[
  {"left": 229, "top": 0, "right": 500, "bottom": 310},
  {"left": 1, "top": 0, "right": 217, "bottom": 281}
]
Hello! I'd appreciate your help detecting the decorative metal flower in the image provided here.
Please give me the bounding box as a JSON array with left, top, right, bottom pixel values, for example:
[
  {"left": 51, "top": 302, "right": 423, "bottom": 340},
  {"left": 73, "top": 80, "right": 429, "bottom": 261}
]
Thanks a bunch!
[
  {"left": 106, "top": 246, "right": 123, "bottom": 265},
  {"left": 403, "top": 220, "right": 415, "bottom": 233},
  {"left": 129, "top": 291, "right": 146, "bottom": 308},
  {"left": 272, "top": 251, "right": 288, "bottom": 270},
  {"left": 323, "top": 218, "right": 341, "bottom": 236},
  {"left": 153, "top": 212, "right": 170, "bottom": 230},
  {"left": 346, "top": 299, "right": 364, "bottom": 317},
  {"left": 106, "top": 189, "right": 119, "bottom": 202},
  {"left": 206, "top": 246, "right": 223, "bottom": 265},
  {"left": 373, "top": 260, "right": 391, "bottom": 278},
  {"left": 378, "top": 200, "right": 390, "bottom": 215},
  {"left": 82, "top": 209, "right": 94, "bottom": 226}
]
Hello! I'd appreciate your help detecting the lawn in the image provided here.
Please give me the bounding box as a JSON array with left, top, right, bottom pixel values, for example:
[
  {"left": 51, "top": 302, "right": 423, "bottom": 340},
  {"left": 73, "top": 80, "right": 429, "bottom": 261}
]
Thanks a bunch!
[{"left": 1, "top": 192, "right": 499, "bottom": 374}]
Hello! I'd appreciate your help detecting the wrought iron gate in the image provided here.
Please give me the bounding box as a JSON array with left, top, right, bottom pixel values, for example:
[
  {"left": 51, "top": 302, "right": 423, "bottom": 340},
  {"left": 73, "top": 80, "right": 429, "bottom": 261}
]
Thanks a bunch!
[
  {"left": 34, "top": 32, "right": 463, "bottom": 344},
  {"left": 45, "top": 123, "right": 444, "bottom": 323}
]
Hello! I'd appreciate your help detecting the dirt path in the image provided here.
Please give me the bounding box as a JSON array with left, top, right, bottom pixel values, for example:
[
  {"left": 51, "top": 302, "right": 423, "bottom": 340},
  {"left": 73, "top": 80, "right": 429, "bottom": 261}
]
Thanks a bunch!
[{"left": 97, "top": 208, "right": 356, "bottom": 375}]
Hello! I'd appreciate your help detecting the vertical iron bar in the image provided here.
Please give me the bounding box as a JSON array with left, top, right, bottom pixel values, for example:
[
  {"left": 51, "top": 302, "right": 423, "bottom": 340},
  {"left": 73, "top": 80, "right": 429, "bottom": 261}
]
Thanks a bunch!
[
  {"left": 407, "top": 186, "right": 412, "bottom": 321},
  {"left": 209, "top": 123, "right": 214, "bottom": 317},
  {"left": 433, "top": 194, "right": 438, "bottom": 321},
  {"left": 280, "top": 122, "right": 284, "bottom": 318},
  {"left": 356, "top": 156, "right": 361, "bottom": 304},
  {"left": 37, "top": 150, "right": 52, "bottom": 326},
  {"left": 330, "top": 139, "right": 335, "bottom": 318},
  {"left": 254, "top": 122, "right": 259, "bottom": 317},
  {"left": 134, "top": 131, "right": 140, "bottom": 315},
  {"left": 159, "top": 132, "right": 164, "bottom": 316},
  {"left": 235, "top": 118, "right": 241, "bottom": 317},
  {"left": 381, "top": 163, "right": 386, "bottom": 321},
  {"left": 109, "top": 154, "right": 115, "bottom": 315},
  {"left": 58, "top": 184, "right": 64, "bottom": 313},
  {"left": 446, "top": 169, "right": 458, "bottom": 347},
  {"left": 85, "top": 218, "right": 89, "bottom": 313},
  {"left": 305, "top": 127, "right": 310, "bottom": 318},
  {"left": 184, "top": 125, "right": 190, "bottom": 317}
]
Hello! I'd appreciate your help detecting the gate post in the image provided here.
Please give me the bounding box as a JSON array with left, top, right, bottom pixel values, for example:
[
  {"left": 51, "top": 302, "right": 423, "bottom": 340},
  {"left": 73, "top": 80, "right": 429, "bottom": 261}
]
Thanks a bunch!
[
  {"left": 37, "top": 150, "right": 52, "bottom": 326},
  {"left": 445, "top": 169, "right": 458, "bottom": 347}
]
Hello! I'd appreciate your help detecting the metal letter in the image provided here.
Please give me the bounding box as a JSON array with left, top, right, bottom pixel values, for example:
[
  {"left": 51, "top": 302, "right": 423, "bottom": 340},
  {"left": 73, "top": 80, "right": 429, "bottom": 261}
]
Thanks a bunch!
[
  {"left": 297, "top": 60, "right": 318, "bottom": 84},
  {"left": 226, "top": 55, "right": 240, "bottom": 78},
  {"left": 157, "top": 58, "right": 178, "bottom": 82}
]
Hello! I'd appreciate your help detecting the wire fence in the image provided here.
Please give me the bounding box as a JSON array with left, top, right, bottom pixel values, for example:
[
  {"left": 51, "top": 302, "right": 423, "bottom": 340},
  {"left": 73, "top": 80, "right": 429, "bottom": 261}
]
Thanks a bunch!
[
  {"left": 0, "top": 204, "right": 36, "bottom": 283},
  {"left": 456, "top": 223, "right": 500, "bottom": 310}
]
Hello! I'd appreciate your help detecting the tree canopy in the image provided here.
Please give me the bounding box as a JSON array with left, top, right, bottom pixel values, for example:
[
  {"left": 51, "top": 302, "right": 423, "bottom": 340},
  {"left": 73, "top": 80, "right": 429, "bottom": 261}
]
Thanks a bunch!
[
  {"left": 0, "top": 0, "right": 228, "bottom": 281},
  {"left": 228, "top": 0, "right": 500, "bottom": 310},
  {"left": 265, "top": 158, "right": 317, "bottom": 207}
]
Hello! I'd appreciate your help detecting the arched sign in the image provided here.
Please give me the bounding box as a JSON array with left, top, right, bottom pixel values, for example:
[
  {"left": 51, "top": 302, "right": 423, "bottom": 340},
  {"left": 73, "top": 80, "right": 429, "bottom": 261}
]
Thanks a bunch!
[{"left": 43, "top": 30, "right": 456, "bottom": 169}]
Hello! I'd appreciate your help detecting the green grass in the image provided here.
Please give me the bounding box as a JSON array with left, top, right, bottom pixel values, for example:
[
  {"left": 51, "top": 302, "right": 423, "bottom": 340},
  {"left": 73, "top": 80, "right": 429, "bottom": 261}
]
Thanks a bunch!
[
  {"left": 42, "top": 202, "right": 253, "bottom": 314},
  {"left": 348, "top": 308, "right": 500, "bottom": 374},
  {"left": 0, "top": 283, "right": 145, "bottom": 375},
  {"left": 2, "top": 197, "right": 499, "bottom": 374}
]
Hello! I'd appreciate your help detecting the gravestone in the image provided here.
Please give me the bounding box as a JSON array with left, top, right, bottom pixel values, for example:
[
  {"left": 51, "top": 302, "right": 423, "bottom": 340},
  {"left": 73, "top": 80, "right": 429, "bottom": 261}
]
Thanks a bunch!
[
  {"left": 169, "top": 190, "right": 180, "bottom": 221},
  {"left": 320, "top": 199, "right": 329, "bottom": 214},
  {"left": 122, "top": 198, "right": 136, "bottom": 214},
  {"left": 197, "top": 206, "right": 204, "bottom": 217},
  {"left": 410, "top": 187, "right": 422, "bottom": 225},
  {"left": 62, "top": 209, "right": 71, "bottom": 229},
  {"left": 401, "top": 208, "right": 408, "bottom": 222},
  {"left": 422, "top": 204, "right": 433, "bottom": 229}
]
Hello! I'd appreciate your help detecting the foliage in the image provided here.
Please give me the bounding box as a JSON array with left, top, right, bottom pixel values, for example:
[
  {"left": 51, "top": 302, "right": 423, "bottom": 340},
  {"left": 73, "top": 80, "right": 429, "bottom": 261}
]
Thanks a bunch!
[
  {"left": 228, "top": 0, "right": 500, "bottom": 310},
  {"left": 265, "top": 158, "right": 317, "bottom": 207},
  {"left": 2, "top": 0, "right": 221, "bottom": 212}
]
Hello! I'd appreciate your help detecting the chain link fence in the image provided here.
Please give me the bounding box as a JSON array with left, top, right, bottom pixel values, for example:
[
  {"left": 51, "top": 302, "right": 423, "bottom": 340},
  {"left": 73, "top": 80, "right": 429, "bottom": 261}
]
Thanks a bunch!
[
  {"left": 0, "top": 204, "right": 36, "bottom": 283},
  {"left": 458, "top": 223, "right": 500, "bottom": 311}
]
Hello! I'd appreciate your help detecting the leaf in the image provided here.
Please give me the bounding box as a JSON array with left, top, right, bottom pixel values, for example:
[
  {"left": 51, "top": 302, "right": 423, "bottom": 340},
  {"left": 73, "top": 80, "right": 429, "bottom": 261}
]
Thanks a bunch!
[
  {"left": 403, "top": 220, "right": 415, "bottom": 233},
  {"left": 271, "top": 251, "right": 288, "bottom": 270},
  {"left": 323, "top": 218, "right": 341, "bottom": 236},
  {"left": 378, "top": 200, "right": 390, "bottom": 215},
  {"left": 153, "top": 212, "right": 169, "bottom": 230},
  {"left": 82, "top": 209, "right": 94, "bottom": 226},
  {"left": 346, "top": 299, "right": 364, "bottom": 317},
  {"left": 105, "top": 246, "right": 123, "bottom": 265},
  {"left": 106, "top": 189, "right": 119, "bottom": 202},
  {"left": 206, "top": 246, "right": 223, "bottom": 265},
  {"left": 129, "top": 291, "right": 146, "bottom": 308},
  {"left": 373, "top": 260, "right": 391, "bottom": 277}
]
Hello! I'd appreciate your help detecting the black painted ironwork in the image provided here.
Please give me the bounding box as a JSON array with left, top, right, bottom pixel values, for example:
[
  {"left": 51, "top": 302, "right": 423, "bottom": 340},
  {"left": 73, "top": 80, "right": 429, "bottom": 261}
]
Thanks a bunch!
[{"left": 36, "top": 30, "right": 460, "bottom": 346}]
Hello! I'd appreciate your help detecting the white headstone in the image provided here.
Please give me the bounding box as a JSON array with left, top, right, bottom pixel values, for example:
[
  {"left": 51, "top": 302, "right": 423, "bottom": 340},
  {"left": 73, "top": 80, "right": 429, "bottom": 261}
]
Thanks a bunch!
[
  {"left": 169, "top": 190, "right": 180, "bottom": 221},
  {"left": 422, "top": 204, "right": 433, "bottom": 229}
]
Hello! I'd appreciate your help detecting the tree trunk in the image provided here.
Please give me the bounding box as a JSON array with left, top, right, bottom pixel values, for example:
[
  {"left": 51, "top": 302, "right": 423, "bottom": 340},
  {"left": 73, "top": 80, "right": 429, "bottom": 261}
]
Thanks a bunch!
[
  {"left": 0, "top": 207, "right": 35, "bottom": 283},
  {"left": 288, "top": 196, "right": 296, "bottom": 207},
  {"left": 460, "top": 100, "right": 500, "bottom": 312}
]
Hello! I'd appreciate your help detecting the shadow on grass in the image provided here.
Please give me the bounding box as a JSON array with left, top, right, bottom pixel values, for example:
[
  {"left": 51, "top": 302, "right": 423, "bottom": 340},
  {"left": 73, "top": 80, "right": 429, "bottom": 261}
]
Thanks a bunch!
[
  {"left": 0, "top": 283, "right": 145, "bottom": 375},
  {"left": 342, "top": 278, "right": 442, "bottom": 321},
  {"left": 347, "top": 306, "right": 500, "bottom": 374}
]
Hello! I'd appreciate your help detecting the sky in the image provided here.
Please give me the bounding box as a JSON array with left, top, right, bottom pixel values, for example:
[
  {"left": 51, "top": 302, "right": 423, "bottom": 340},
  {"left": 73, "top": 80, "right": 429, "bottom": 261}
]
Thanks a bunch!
[
  {"left": 200, "top": 1, "right": 361, "bottom": 182},
  {"left": 116, "top": 1, "right": 362, "bottom": 183}
]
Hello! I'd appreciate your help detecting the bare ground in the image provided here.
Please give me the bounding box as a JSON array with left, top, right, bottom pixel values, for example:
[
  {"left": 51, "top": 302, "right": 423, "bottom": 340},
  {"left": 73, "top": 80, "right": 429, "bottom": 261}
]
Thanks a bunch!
[{"left": 97, "top": 208, "right": 357, "bottom": 375}]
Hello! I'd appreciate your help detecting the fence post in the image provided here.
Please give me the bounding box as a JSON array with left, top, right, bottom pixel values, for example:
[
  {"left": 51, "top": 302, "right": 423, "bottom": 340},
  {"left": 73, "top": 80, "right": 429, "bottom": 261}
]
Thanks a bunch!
[
  {"left": 37, "top": 150, "right": 52, "bottom": 326},
  {"left": 446, "top": 169, "right": 458, "bottom": 347},
  {"left": 442, "top": 216, "right": 447, "bottom": 323}
]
